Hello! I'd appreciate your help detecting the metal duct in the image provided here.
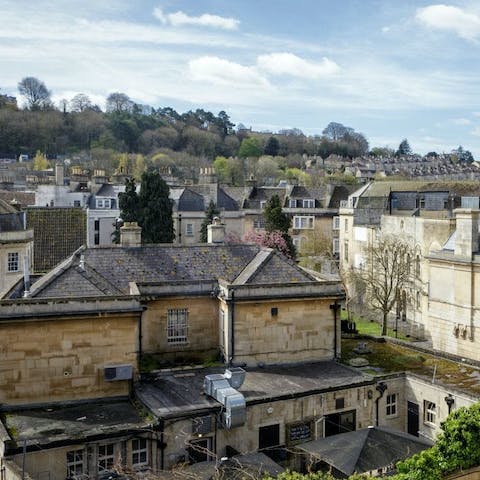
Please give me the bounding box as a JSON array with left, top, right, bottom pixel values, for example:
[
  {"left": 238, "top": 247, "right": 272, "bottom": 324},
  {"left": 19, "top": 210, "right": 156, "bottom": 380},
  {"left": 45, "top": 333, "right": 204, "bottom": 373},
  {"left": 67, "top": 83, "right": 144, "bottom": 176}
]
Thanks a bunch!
[{"left": 204, "top": 368, "right": 246, "bottom": 429}]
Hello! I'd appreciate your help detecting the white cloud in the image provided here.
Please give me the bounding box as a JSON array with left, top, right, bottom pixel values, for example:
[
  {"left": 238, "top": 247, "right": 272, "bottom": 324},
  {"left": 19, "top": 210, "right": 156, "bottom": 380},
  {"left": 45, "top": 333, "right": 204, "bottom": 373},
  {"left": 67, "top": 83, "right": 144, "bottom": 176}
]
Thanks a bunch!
[
  {"left": 188, "top": 56, "right": 270, "bottom": 88},
  {"left": 153, "top": 7, "right": 239, "bottom": 30},
  {"left": 382, "top": 26, "right": 391, "bottom": 33},
  {"left": 452, "top": 118, "right": 471, "bottom": 125},
  {"left": 416, "top": 4, "right": 480, "bottom": 40},
  {"left": 471, "top": 127, "right": 480, "bottom": 137},
  {"left": 256, "top": 53, "right": 340, "bottom": 79}
]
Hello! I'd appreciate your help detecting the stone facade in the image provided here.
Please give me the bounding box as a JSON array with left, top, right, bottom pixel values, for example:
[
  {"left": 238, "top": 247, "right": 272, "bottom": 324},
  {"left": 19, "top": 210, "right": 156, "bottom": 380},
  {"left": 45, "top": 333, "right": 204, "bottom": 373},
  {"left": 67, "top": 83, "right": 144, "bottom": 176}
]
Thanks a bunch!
[{"left": 0, "top": 299, "right": 141, "bottom": 405}]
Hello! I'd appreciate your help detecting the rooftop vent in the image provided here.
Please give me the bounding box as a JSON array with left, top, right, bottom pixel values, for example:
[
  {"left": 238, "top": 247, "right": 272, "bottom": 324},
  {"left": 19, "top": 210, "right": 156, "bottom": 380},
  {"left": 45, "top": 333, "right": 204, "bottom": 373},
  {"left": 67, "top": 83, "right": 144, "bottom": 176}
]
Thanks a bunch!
[{"left": 204, "top": 368, "right": 246, "bottom": 429}]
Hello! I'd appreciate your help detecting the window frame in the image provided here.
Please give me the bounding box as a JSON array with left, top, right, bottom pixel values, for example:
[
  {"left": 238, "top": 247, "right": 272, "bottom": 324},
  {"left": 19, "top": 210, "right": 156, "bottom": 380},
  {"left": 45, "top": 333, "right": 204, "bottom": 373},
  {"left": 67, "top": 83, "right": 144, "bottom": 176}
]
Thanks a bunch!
[
  {"left": 167, "top": 308, "right": 188, "bottom": 345},
  {"left": 132, "top": 438, "right": 149, "bottom": 468},
  {"left": 96, "top": 198, "right": 111, "bottom": 209},
  {"left": 386, "top": 393, "right": 397, "bottom": 417},
  {"left": 293, "top": 215, "right": 314, "bottom": 229},
  {"left": 66, "top": 449, "right": 86, "bottom": 477},
  {"left": 185, "top": 223, "right": 194, "bottom": 237},
  {"left": 332, "top": 216, "right": 340, "bottom": 230},
  {"left": 98, "top": 443, "right": 115, "bottom": 471},
  {"left": 424, "top": 400, "right": 436, "bottom": 425},
  {"left": 7, "top": 252, "right": 19, "bottom": 272},
  {"left": 302, "top": 198, "right": 315, "bottom": 208}
]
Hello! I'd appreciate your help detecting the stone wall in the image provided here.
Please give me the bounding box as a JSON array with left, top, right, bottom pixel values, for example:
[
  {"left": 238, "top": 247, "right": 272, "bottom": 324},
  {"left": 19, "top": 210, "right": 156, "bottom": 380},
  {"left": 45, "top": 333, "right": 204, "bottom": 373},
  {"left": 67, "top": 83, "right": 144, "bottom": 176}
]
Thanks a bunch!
[
  {"left": 0, "top": 313, "right": 138, "bottom": 405},
  {"left": 141, "top": 297, "right": 219, "bottom": 363},
  {"left": 162, "top": 384, "right": 375, "bottom": 469},
  {"left": 232, "top": 298, "right": 339, "bottom": 366}
]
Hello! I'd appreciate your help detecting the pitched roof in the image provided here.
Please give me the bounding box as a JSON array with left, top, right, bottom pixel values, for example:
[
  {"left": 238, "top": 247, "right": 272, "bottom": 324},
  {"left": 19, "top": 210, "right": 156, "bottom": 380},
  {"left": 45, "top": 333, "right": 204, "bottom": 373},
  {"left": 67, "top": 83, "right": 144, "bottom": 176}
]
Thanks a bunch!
[
  {"left": 362, "top": 180, "right": 480, "bottom": 198},
  {"left": 29, "top": 244, "right": 320, "bottom": 298},
  {"left": 26, "top": 207, "right": 87, "bottom": 273},
  {"left": 297, "top": 426, "right": 432, "bottom": 476}
]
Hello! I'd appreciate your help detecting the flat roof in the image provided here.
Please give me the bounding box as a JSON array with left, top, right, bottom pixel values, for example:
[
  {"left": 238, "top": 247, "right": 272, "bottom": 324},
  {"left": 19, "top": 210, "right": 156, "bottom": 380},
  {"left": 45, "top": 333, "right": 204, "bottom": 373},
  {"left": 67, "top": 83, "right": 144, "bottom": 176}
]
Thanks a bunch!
[
  {"left": 3, "top": 400, "right": 150, "bottom": 451},
  {"left": 135, "top": 361, "right": 374, "bottom": 419}
]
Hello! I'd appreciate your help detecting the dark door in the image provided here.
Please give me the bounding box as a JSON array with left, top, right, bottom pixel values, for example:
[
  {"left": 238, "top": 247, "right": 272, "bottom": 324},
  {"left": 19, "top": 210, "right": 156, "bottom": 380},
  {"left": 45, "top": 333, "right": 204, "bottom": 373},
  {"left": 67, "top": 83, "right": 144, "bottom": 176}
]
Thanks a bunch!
[
  {"left": 324, "top": 410, "right": 356, "bottom": 437},
  {"left": 259, "top": 424, "right": 280, "bottom": 450},
  {"left": 407, "top": 401, "right": 419, "bottom": 437},
  {"left": 259, "top": 424, "right": 285, "bottom": 462}
]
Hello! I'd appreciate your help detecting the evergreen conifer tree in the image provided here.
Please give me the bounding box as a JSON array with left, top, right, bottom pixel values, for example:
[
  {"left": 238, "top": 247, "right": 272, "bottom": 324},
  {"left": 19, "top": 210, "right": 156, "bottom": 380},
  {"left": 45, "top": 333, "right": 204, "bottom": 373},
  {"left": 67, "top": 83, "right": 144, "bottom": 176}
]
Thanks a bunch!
[{"left": 200, "top": 200, "right": 220, "bottom": 243}]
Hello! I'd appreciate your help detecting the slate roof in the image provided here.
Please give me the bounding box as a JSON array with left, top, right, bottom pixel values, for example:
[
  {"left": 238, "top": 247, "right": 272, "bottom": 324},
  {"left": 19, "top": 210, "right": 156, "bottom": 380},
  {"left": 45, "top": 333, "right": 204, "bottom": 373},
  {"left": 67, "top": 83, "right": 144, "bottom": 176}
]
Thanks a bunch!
[
  {"left": 29, "top": 244, "right": 319, "bottom": 298},
  {"left": 328, "top": 185, "right": 358, "bottom": 208},
  {"left": 0, "top": 190, "right": 35, "bottom": 209},
  {"left": 243, "top": 187, "right": 286, "bottom": 209},
  {"left": 3, "top": 400, "right": 149, "bottom": 451},
  {"left": 94, "top": 183, "right": 116, "bottom": 197},
  {"left": 164, "top": 453, "right": 284, "bottom": 480},
  {"left": 136, "top": 361, "right": 373, "bottom": 419},
  {"left": 361, "top": 180, "right": 480, "bottom": 198},
  {"left": 296, "top": 426, "right": 432, "bottom": 476},
  {"left": 26, "top": 207, "right": 87, "bottom": 273}
]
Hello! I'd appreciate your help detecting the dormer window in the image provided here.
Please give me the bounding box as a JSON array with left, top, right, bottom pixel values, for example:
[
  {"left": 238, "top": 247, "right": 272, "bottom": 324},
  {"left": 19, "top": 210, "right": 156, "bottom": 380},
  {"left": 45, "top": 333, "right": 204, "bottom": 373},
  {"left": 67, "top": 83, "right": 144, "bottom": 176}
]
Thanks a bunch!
[
  {"left": 260, "top": 200, "right": 267, "bottom": 209},
  {"left": 289, "top": 198, "right": 297, "bottom": 208},
  {"left": 303, "top": 199, "right": 315, "bottom": 208},
  {"left": 96, "top": 198, "right": 111, "bottom": 209}
]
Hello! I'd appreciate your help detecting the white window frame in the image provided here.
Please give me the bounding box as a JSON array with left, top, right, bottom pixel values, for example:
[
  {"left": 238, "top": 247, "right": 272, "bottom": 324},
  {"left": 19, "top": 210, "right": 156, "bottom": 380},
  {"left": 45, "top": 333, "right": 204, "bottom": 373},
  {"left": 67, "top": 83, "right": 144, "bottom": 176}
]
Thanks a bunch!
[
  {"left": 98, "top": 443, "right": 115, "bottom": 471},
  {"left": 185, "top": 223, "right": 194, "bottom": 237},
  {"left": 132, "top": 438, "right": 148, "bottom": 468},
  {"left": 424, "top": 401, "right": 436, "bottom": 425},
  {"left": 293, "top": 216, "right": 314, "bottom": 229},
  {"left": 167, "top": 308, "right": 188, "bottom": 345},
  {"left": 7, "top": 252, "right": 19, "bottom": 272},
  {"left": 332, "top": 216, "right": 340, "bottom": 230},
  {"left": 96, "top": 198, "right": 111, "bottom": 209},
  {"left": 259, "top": 200, "right": 267, "bottom": 209},
  {"left": 67, "top": 449, "right": 86, "bottom": 477},
  {"left": 386, "top": 393, "right": 397, "bottom": 417},
  {"left": 333, "top": 238, "right": 340, "bottom": 255},
  {"left": 289, "top": 198, "right": 297, "bottom": 208},
  {"left": 302, "top": 198, "right": 315, "bottom": 208}
]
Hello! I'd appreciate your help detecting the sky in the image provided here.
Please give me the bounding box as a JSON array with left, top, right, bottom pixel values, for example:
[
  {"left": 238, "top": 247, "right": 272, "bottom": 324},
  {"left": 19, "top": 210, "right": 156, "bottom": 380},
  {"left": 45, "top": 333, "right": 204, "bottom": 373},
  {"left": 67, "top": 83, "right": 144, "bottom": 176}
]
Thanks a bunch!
[{"left": 2, "top": 0, "right": 480, "bottom": 157}]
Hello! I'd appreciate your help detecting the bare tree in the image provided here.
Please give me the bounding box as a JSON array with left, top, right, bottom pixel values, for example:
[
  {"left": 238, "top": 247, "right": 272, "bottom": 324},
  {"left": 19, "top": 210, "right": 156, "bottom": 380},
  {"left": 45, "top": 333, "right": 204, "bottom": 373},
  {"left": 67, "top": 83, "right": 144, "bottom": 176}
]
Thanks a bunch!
[
  {"left": 347, "top": 235, "right": 417, "bottom": 336},
  {"left": 17, "top": 76, "right": 52, "bottom": 110},
  {"left": 106, "top": 91, "right": 133, "bottom": 113},
  {"left": 70, "top": 93, "right": 92, "bottom": 112}
]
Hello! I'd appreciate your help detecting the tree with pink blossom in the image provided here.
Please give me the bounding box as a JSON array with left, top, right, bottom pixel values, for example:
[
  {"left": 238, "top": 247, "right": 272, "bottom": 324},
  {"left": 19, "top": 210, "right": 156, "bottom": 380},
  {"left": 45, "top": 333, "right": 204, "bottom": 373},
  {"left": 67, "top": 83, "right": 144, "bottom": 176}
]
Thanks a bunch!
[{"left": 244, "top": 230, "right": 294, "bottom": 259}]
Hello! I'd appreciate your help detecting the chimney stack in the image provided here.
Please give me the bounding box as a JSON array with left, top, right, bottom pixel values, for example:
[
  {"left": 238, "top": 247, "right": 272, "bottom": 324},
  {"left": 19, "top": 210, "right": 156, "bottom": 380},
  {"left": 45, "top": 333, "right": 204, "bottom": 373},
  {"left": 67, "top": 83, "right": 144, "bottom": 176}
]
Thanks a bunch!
[
  {"left": 207, "top": 217, "right": 225, "bottom": 244},
  {"left": 454, "top": 209, "right": 480, "bottom": 259},
  {"left": 55, "top": 163, "right": 64, "bottom": 186},
  {"left": 120, "top": 222, "right": 142, "bottom": 247}
]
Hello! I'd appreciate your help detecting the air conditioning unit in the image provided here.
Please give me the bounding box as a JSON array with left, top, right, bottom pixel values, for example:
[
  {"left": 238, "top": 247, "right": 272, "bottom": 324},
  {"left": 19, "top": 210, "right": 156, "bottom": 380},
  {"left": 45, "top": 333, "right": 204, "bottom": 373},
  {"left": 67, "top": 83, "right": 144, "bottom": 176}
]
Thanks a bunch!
[{"left": 104, "top": 364, "right": 133, "bottom": 381}]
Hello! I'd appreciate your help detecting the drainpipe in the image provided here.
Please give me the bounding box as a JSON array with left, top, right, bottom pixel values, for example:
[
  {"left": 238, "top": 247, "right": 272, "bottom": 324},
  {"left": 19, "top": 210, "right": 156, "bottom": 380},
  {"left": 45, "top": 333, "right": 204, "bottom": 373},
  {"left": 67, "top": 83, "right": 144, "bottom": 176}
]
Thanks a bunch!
[
  {"left": 375, "top": 382, "right": 387, "bottom": 426},
  {"left": 330, "top": 301, "right": 341, "bottom": 359},
  {"left": 229, "top": 290, "right": 235, "bottom": 366},
  {"left": 178, "top": 214, "right": 182, "bottom": 245},
  {"left": 159, "top": 419, "right": 165, "bottom": 470}
]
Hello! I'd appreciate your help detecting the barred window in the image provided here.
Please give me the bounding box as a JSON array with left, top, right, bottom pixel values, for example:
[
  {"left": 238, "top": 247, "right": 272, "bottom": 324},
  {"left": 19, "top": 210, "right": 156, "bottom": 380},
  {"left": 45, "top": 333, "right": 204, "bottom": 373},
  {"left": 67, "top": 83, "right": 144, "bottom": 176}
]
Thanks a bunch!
[
  {"left": 167, "top": 309, "right": 188, "bottom": 344},
  {"left": 186, "top": 223, "right": 194, "bottom": 236},
  {"left": 67, "top": 449, "right": 86, "bottom": 476},
  {"left": 132, "top": 438, "right": 148, "bottom": 467},
  {"left": 7, "top": 252, "right": 19, "bottom": 272}
]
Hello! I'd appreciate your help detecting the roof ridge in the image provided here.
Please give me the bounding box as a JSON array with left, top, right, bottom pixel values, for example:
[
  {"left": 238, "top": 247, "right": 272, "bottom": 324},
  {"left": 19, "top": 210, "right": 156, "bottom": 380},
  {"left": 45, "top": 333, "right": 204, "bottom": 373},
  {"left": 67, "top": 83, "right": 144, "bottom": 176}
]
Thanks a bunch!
[
  {"left": 231, "top": 248, "right": 273, "bottom": 285},
  {"left": 75, "top": 263, "right": 124, "bottom": 296},
  {"left": 29, "top": 246, "right": 85, "bottom": 297}
]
